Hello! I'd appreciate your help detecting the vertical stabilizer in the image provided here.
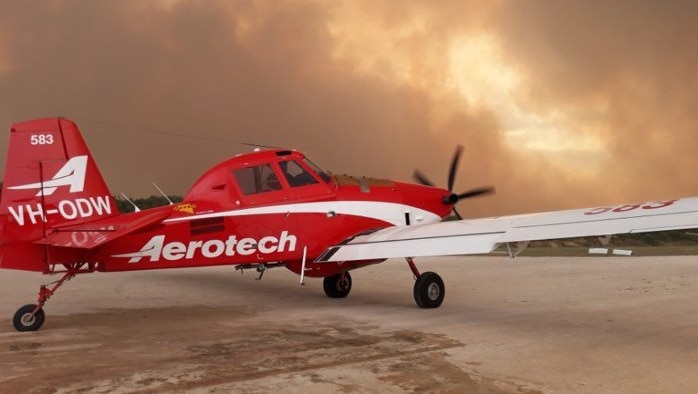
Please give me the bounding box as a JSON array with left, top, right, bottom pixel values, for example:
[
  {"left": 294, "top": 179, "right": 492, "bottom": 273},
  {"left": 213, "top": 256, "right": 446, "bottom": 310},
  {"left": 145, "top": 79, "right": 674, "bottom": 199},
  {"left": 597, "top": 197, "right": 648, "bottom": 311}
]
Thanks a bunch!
[{"left": 1, "top": 118, "right": 118, "bottom": 244}]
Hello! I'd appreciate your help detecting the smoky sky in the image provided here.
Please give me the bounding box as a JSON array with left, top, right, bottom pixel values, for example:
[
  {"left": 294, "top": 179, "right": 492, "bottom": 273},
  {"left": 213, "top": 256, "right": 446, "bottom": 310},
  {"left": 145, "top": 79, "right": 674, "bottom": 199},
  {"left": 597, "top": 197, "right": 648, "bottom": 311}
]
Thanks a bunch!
[{"left": 1, "top": 0, "right": 697, "bottom": 217}]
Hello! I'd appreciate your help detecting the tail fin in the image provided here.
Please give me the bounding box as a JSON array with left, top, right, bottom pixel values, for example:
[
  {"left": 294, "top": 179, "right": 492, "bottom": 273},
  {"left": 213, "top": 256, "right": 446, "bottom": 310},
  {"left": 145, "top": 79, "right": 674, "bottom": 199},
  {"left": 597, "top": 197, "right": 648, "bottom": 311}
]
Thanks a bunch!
[{"left": 1, "top": 118, "right": 119, "bottom": 242}]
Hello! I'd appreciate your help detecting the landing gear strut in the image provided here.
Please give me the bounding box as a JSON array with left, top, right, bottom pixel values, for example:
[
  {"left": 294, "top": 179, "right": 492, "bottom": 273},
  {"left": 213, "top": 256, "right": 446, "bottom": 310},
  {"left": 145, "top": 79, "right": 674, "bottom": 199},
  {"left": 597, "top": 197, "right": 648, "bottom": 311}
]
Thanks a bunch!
[
  {"left": 407, "top": 257, "right": 445, "bottom": 308},
  {"left": 323, "top": 271, "right": 352, "bottom": 298},
  {"left": 12, "top": 263, "right": 89, "bottom": 332}
]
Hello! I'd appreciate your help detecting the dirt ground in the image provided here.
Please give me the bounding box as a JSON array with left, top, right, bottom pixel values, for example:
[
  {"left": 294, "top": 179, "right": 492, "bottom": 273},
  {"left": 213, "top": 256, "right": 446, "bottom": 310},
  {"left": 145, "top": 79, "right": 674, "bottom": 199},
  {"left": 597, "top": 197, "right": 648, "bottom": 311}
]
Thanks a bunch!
[{"left": 2, "top": 255, "right": 698, "bottom": 393}]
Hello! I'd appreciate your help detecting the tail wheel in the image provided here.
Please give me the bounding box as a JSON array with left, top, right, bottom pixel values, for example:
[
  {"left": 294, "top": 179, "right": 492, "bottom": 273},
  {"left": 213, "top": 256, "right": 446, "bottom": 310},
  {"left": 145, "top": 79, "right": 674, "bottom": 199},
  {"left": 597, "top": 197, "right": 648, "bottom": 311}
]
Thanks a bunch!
[
  {"left": 323, "top": 272, "right": 352, "bottom": 298},
  {"left": 13, "top": 304, "right": 45, "bottom": 332},
  {"left": 413, "top": 272, "right": 445, "bottom": 308}
]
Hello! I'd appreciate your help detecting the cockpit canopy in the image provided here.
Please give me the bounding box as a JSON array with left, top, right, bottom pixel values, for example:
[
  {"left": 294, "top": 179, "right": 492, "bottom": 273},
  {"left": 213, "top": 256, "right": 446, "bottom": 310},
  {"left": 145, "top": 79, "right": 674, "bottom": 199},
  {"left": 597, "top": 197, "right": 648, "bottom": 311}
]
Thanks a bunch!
[{"left": 184, "top": 149, "right": 332, "bottom": 205}]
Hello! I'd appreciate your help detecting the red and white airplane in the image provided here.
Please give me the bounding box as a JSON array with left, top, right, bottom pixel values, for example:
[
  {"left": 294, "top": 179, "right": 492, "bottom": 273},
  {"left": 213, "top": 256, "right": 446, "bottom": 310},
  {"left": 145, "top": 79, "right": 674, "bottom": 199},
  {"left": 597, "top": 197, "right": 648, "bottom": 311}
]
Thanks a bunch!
[{"left": 3, "top": 117, "right": 698, "bottom": 332}]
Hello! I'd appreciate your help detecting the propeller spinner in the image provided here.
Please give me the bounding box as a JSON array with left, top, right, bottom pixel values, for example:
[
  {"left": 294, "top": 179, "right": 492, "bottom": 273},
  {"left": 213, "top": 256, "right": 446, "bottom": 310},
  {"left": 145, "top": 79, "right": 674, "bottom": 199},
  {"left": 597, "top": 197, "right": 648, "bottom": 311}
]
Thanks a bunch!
[{"left": 413, "top": 145, "right": 495, "bottom": 219}]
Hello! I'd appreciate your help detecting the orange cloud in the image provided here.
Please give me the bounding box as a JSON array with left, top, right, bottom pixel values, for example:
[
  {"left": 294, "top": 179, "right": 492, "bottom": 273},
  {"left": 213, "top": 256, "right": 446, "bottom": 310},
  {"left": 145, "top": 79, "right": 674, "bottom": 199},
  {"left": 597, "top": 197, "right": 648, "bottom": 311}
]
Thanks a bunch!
[{"left": 0, "top": 1, "right": 696, "bottom": 217}]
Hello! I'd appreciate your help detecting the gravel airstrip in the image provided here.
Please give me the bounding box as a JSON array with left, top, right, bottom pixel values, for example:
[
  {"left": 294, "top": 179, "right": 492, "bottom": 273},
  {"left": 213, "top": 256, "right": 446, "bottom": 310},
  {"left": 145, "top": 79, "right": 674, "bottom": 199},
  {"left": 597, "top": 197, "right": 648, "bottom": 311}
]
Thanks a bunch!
[{"left": 2, "top": 255, "right": 698, "bottom": 393}]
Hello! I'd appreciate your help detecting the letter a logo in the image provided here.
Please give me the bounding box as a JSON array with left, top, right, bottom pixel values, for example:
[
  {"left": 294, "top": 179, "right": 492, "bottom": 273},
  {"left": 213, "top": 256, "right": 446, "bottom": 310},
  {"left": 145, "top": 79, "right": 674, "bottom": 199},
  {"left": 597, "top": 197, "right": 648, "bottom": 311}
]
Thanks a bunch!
[{"left": 9, "top": 155, "right": 88, "bottom": 196}]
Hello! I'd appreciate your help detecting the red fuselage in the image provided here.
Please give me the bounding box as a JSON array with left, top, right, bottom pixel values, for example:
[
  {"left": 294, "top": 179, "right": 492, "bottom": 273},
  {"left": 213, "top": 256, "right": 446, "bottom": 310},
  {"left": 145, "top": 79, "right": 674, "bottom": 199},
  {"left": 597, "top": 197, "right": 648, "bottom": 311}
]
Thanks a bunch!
[{"left": 2, "top": 148, "right": 452, "bottom": 277}]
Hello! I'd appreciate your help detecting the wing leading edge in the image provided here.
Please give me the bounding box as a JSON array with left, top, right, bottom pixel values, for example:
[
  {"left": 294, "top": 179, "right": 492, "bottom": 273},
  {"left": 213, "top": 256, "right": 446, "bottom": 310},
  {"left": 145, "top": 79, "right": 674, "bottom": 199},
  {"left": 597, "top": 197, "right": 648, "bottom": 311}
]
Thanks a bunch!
[{"left": 316, "top": 197, "right": 698, "bottom": 262}]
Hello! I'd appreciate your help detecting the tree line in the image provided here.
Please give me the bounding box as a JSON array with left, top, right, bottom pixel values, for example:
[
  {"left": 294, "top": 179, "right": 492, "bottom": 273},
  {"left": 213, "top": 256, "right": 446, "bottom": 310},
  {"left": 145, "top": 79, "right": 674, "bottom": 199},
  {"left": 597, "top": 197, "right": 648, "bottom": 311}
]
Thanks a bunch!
[
  {"left": 114, "top": 195, "right": 183, "bottom": 213},
  {"left": 0, "top": 181, "right": 181, "bottom": 214}
]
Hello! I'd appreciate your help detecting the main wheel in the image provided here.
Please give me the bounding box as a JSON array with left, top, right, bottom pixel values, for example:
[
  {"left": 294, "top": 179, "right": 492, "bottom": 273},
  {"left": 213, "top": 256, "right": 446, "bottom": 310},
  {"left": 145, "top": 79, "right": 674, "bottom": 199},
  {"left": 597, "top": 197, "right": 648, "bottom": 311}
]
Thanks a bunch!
[
  {"left": 413, "top": 272, "right": 445, "bottom": 308},
  {"left": 323, "top": 272, "right": 352, "bottom": 298},
  {"left": 13, "top": 304, "right": 45, "bottom": 332}
]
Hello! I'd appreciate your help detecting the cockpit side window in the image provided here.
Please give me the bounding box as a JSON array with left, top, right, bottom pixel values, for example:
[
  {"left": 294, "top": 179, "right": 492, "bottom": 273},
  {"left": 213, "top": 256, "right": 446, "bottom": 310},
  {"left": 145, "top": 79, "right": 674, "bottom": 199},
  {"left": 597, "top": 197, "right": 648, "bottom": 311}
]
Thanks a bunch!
[
  {"left": 233, "top": 164, "right": 282, "bottom": 195},
  {"left": 280, "top": 160, "right": 319, "bottom": 187}
]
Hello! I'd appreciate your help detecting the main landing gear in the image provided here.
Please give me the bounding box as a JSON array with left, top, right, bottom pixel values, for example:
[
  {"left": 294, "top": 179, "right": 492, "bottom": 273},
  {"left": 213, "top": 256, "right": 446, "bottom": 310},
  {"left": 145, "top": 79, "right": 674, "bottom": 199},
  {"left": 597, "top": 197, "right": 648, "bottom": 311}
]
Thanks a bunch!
[
  {"left": 323, "top": 272, "right": 352, "bottom": 298},
  {"left": 320, "top": 258, "right": 445, "bottom": 308},
  {"left": 407, "top": 257, "right": 445, "bottom": 308},
  {"left": 12, "top": 263, "right": 90, "bottom": 332}
]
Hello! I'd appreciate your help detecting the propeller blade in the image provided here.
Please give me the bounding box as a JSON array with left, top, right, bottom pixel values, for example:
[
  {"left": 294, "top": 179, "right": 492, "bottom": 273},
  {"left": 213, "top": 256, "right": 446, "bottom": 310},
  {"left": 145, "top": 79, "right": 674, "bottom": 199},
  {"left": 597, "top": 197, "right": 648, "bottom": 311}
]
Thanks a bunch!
[
  {"left": 413, "top": 144, "right": 494, "bottom": 221},
  {"left": 457, "top": 186, "right": 495, "bottom": 200},
  {"left": 413, "top": 169, "right": 435, "bottom": 187},
  {"left": 447, "top": 145, "right": 464, "bottom": 192},
  {"left": 452, "top": 207, "right": 463, "bottom": 220}
]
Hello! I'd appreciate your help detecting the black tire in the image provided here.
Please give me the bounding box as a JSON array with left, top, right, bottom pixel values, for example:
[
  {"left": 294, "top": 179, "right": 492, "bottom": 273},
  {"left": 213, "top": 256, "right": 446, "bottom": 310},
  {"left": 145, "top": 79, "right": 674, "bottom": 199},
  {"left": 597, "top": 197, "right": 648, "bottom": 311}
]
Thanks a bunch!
[
  {"left": 413, "top": 272, "right": 445, "bottom": 309},
  {"left": 323, "top": 272, "right": 352, "bottom": 298},
  {"left": 13, "top": 304, "right": 45, "bottom": 332}
]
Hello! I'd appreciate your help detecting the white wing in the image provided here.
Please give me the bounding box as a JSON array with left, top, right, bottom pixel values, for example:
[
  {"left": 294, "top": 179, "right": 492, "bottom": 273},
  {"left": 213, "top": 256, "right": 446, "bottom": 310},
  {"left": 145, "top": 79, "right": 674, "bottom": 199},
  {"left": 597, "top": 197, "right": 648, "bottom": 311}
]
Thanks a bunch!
[{"left": 316, "top": 197, "right": 698, "bottom": 262}]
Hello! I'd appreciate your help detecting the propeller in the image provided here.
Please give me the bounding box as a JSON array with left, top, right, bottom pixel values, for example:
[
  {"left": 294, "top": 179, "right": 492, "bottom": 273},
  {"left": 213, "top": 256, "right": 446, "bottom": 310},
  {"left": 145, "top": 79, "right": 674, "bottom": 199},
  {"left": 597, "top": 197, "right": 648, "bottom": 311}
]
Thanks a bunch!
[{"left": 413, "top": 145, "right": 495, "bottom": 220}]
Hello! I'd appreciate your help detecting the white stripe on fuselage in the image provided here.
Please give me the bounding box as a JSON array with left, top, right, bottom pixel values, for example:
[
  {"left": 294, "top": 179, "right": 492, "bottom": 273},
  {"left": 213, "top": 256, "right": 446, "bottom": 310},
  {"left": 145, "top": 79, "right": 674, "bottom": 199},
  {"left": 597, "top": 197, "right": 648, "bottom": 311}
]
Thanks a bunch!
[{"left": 164, "top": 201, "right": 440, "bottom": 226}]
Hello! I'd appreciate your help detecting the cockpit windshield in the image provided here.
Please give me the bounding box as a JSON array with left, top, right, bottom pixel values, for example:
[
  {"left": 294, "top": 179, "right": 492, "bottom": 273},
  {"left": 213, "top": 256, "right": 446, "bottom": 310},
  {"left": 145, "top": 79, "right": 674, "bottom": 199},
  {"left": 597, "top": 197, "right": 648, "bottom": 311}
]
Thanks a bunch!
[
  {"left": 303, "top": 157, "right": 331, "bottom": 183},
  {"left": 280, "top": 160, "right": 318, "bottom": 187}
]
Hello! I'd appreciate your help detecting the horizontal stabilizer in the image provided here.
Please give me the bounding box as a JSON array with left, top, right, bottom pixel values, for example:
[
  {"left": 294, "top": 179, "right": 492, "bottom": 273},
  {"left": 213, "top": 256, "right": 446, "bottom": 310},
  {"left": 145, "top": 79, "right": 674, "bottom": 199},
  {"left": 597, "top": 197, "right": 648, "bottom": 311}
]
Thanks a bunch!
[{"left": 37, "top": 209, "right": 171, "bottom": 249}]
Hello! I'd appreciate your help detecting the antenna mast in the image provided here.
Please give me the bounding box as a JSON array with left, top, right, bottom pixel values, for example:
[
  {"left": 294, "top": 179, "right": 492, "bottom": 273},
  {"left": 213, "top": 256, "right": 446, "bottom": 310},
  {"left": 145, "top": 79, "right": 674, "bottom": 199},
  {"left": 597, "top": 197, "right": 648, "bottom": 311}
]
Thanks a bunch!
[{"left": 152, "top": 182, "right": 174, "bottom": 205}]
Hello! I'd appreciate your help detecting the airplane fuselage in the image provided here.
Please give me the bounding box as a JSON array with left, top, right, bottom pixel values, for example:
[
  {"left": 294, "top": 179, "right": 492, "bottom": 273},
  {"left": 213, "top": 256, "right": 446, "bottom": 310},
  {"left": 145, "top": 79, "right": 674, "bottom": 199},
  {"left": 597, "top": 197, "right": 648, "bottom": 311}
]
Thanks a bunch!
[{"left": 1, "top": 148, "right": 452, "bottom": 277}]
